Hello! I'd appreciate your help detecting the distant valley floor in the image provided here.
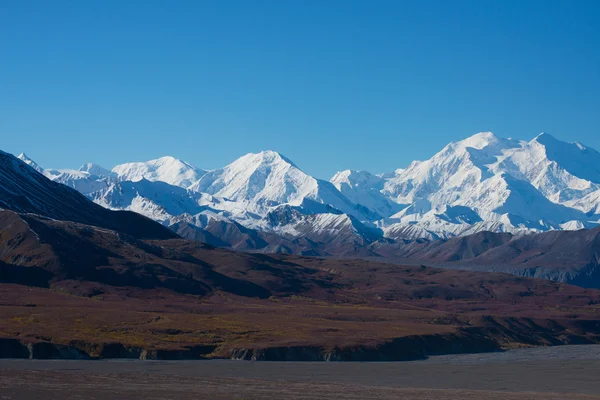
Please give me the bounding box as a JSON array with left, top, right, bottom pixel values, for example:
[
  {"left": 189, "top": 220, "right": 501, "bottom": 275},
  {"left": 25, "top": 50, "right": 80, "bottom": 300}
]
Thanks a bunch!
[{"left": 2, "top": 346, "right": 600, "bottom": 399}]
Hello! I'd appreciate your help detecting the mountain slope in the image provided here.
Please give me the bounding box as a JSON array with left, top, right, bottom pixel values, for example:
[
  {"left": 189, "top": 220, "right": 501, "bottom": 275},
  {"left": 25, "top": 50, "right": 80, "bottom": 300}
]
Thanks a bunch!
[
  {"left": 0, "top": 209, "right": 270, "bottom": 297},
  {"left": 16, "top": 153, "right": 44, "bottom": 174},
  {"left": 376, "top": 227, "right": 600, "bottom": 288},
  {"left": 89, "top": 179, "right": 207, "bottom": 223},
  {"left": 490, "top": 133, "right": 600, "bottom": 208},
  {"left": 331, "top": 170, "right": 402, "bottom": 218},
  {"left": 0, "top": 150, "right": 177, "bottom": 240}
]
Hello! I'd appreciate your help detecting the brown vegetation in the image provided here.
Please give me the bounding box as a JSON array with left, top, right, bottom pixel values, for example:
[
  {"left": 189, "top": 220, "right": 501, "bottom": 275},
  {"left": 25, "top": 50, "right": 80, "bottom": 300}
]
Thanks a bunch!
[{"left": 2, "top": 210, "right": 600, "bottom": 360}]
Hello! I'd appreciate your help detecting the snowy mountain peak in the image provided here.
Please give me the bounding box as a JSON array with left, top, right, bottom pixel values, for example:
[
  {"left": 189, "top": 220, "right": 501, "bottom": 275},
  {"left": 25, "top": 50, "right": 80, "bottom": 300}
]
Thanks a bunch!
[
  {"left": 530, "top": 132, "right": 599, "bottom": 157},
  {"left": 532, "top": 131, "right": 556, "bottom": 142},
  {"left": 458, "top": 131, "right": 500, "bottom": 149},
  {"left": 111, "top": 156, "right": 205, "bottom": 188},
  {"left": 153, "top": 156, "right": 190, "bottom": 165},
  {"left": 78, "top": 163, "right": 113, "bottom": 178},
  {"left": 331, "top": 169, "right": 401, "bottom": 218},
  {"left": 190, "top": 150, "right": 314, "bottom": 206},
  {"left": 530, "top": 132, "right": 569, "bottom": 151},
  {"left": 17, "top": 153, "right": 32, "bottom": 162},
  {"left": 240, "top": 150, "right": 298, "bottom": 168},
  {"left": 525, "top": 133, "right": 600, "bottom": 185},
  {"left": 331, "top": 170, "right": 382, "bottom": 190},
  {"left": 189, "top": 150, "right": 371, "bottom": 220},
  {"left": 17, "top": 153, "right": 44, "bottom": 173}
]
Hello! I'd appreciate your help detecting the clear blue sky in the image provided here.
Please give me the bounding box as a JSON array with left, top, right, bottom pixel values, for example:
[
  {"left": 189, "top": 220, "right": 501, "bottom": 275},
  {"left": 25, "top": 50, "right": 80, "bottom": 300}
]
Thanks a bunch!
[{"left": 1, "top": 0, "right": 599, "bottom": 178}]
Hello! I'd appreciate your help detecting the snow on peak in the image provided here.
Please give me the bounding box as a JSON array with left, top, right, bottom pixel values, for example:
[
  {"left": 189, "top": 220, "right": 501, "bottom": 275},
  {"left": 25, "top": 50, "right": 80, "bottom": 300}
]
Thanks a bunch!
[
  {"left": 526, "top": 133, "right": 600, "bottom": 185},
  {"left": 532, "top": 131, "right": 556, "bottom": 142},
  {"left": 381, "top": 132, "right": 519, "bottom": 207},
  {"left": 240, "top": 150, "right": 298, "bottom": 169},
  {"left": 330, "top": 170, "right": 401, "bottom": 218},
  {"left": 78, "top": 163, "right": 114, "bottom": 178},
  {"left": 17, "top": 153, "right": 44, "bottom": 173},
  {"left": 379, "top": 130, "right": 600, "bottom": 238},
  {"left": 331, "top": 170, "right": 381, "bottom": 190},
  {"left": 17, "top": 153, "right": 33, "bottom": 163},
  {"left": 111, "top": 156, "right": 205, "bottom": 188},
  {"left": 189, "top": 150, "right": 366, "bottom": 219},
  {"left": 190, "top": 150, "right": 316, "bottom": 206},
  {"left": 256, "top": 150, "right": 289, "bottom": 158},
  {"left": 458, "top": 131, "right": 500, "bottom": 149}
]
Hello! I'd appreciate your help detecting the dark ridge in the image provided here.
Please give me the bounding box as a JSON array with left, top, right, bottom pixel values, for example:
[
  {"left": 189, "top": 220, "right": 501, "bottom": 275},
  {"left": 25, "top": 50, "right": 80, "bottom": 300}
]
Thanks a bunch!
[{"left": 0, "top": 150, "right": 177, "bottom": 240}]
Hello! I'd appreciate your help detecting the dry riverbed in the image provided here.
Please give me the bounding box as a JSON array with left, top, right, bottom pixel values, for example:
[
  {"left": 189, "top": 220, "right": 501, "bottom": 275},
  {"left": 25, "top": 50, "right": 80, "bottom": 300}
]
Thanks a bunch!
[{"left": 1, "top": 345, "right": 600, "bottom": 399}]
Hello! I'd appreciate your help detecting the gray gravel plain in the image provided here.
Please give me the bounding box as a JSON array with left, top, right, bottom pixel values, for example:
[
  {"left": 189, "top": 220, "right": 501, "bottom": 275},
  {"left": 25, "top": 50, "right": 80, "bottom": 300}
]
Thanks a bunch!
[{"left": 1, "top": 345, "right": 600, "bottom": 399}]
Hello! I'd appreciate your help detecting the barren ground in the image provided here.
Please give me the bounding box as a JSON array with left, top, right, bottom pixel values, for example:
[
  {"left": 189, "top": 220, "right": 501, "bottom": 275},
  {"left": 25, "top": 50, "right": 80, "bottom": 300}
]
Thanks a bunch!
[{"left": 1, "top": 346, "right": 600, "bottom": 399}]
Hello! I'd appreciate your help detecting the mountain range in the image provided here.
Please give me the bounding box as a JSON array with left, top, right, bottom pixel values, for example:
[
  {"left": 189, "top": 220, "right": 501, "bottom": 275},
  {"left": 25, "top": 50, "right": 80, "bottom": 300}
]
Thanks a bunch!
[
  {"left": 3, "top": 146, "right": 600, "bottom": 360},
  {"left": 6, "top": 139, "right": 600, "bottom": 288},
  {"left": 17, "top": 132, "right": 600, "bottom": 251}
]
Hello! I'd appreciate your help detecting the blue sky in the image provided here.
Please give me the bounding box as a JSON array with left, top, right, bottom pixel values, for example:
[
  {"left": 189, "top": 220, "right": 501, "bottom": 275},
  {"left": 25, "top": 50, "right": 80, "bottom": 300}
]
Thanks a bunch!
[{"left": 1, "top": 0, "right": 599, "bottom": 178}]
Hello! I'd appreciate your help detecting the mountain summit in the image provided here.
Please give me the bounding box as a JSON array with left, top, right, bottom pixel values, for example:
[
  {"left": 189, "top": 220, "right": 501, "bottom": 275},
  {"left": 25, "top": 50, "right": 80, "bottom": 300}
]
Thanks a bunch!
[
  {"left": 189, "top": 150, "right": 364, "bottom": 218},
  {"left": 112, "top": 156, "right": 206, "bottom": 188},
  {"left": 17, "top": 153, "right": 44, "bottom": 173}
]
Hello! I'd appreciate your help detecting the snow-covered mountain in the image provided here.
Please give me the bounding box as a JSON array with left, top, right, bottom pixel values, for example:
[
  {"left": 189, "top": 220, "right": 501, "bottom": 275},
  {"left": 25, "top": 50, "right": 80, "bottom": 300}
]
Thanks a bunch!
[
  {"left": 112, "top": 156, "right": 206, "bottom": 188},
  {"left": 189, "top": 150, "right": 373, "bottom": 220},
  {"left": 379, "top": 132, "right": 598, "bottom": 238},
  {"left": 331, "top": 169, "right": 402, "bottom": 218},
  {"left": 89, "top": 178, "right": 207, "bottom": 223},
  {"left": 14, "top": 132, "right": 600, "bottom": 252}
]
